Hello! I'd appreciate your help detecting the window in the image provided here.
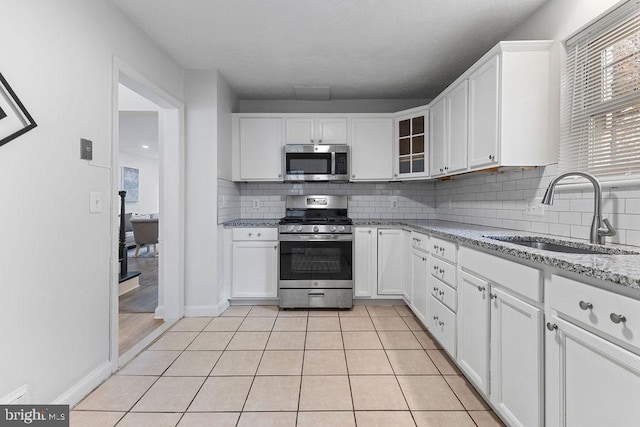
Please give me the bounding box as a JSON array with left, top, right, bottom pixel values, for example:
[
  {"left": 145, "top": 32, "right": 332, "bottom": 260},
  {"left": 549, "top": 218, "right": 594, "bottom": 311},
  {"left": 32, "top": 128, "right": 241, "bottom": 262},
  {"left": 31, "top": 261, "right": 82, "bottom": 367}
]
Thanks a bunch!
[{"left": 560, "top": 0, "right": 640, "bottom": 177}]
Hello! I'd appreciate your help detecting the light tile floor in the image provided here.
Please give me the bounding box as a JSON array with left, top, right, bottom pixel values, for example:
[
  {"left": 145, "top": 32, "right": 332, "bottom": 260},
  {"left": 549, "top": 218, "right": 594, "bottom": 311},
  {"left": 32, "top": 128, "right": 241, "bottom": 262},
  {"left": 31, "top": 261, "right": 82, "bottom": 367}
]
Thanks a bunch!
[{"left": 72, "top": 305, "right": 505, "bottom": 427}]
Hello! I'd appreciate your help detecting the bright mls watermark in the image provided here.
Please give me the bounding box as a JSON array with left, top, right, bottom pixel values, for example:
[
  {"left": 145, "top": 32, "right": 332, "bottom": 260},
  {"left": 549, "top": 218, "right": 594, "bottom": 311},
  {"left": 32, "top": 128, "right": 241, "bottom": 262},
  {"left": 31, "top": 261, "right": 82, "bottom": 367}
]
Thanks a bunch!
[{"left": 0, "top": 405, "right": 68, "bottom": 426}]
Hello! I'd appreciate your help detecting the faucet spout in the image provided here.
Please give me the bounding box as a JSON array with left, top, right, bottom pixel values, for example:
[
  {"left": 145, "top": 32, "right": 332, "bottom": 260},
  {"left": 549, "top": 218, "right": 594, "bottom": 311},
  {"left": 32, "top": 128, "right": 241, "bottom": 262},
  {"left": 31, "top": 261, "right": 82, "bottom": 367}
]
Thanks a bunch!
[{"left": 541, "top": 171, "right": 615, "bottom": 245}]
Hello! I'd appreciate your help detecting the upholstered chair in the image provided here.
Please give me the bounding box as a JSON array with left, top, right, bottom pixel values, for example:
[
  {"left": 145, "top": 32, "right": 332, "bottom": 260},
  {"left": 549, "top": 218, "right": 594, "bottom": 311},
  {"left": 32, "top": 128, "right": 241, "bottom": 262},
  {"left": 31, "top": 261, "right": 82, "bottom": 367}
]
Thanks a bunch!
[{"left": 130, "top": 217, "right": 159, "bottom": 257}]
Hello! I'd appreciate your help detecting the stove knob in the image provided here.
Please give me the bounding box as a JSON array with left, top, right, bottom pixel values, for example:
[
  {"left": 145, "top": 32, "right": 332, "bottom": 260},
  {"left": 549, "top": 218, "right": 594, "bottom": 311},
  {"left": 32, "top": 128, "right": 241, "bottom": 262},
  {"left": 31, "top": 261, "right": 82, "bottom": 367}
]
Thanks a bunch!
[
  {"left": 313, "top": 225, "right": 320, "bottom": 233},
  {"left": 296, "top": 226, "right": 303, "bottom": 232},
  {"left": 330, "top": 226, "right": 337, "bottom": 232},
  {"left": 338, "top": 226, "right": 345, "bottom": 231}
]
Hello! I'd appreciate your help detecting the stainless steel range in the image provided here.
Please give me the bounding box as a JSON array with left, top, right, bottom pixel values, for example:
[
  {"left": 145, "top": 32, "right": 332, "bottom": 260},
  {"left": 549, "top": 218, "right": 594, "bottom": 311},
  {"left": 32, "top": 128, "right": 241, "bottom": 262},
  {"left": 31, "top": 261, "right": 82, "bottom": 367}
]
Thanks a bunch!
[{"left": 278, "top": 195, "right": 353, "bottom": 309}]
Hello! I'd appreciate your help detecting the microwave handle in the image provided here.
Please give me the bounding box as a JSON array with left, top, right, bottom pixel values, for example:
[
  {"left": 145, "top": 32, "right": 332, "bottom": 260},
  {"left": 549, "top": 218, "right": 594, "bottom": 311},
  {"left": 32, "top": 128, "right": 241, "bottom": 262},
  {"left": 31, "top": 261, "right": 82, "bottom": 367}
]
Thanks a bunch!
[{"left": 331, "top": 151, "right": 335, "bottom": 175}]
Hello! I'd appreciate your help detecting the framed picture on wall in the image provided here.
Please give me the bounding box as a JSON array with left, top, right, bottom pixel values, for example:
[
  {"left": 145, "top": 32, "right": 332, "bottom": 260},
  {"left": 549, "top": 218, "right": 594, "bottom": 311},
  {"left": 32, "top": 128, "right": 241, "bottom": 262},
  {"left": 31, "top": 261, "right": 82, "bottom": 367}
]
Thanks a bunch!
[
  {"left": 121, "top": 166, "right": 139, "bottom": 202},
  {"left": 0, "top": 72, "right": 37, "bottom": 148}
]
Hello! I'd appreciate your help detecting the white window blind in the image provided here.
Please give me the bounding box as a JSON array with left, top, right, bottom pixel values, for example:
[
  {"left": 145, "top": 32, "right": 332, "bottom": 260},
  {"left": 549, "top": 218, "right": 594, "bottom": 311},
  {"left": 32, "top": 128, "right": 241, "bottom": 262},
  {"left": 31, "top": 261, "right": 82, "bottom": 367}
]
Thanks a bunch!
[{"left": 560, "top": 0, "right": 640, "bottom": 177}]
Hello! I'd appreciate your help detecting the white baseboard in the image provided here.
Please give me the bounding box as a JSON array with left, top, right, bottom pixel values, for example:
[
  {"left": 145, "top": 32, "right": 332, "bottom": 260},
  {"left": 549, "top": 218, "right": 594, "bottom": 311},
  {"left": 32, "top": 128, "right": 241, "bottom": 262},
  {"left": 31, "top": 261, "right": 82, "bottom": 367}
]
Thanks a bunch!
[
  {"left": 53, "top": 361, "right": 111, "bottom": 407},
  {"left": 184, "top": 299, "right": 229, "bottom": 317},
  {"left": 118, "top": 277, "right": 139, "bottom": 296},
  {"left": 154, "top": 305, "right": 163, "bottom": 318}
]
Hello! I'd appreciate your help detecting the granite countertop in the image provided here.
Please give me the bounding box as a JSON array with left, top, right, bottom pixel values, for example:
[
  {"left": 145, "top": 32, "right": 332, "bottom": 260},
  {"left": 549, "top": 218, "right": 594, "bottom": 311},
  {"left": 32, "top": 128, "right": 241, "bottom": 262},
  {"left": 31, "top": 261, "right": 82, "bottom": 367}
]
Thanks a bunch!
[
  {"left": 223, "top": 219, "right": 280, "bottom": 227},
  {"left": 224, "top": 218, "right": 640, "bottom": 290}
]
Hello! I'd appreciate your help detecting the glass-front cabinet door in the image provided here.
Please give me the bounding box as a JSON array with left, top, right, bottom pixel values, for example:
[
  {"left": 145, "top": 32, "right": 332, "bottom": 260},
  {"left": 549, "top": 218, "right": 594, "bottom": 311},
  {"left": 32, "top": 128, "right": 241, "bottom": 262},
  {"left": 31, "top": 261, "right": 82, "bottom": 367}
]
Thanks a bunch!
[{"left": 395, "top": 110, "right": 429, "bottom": 179}]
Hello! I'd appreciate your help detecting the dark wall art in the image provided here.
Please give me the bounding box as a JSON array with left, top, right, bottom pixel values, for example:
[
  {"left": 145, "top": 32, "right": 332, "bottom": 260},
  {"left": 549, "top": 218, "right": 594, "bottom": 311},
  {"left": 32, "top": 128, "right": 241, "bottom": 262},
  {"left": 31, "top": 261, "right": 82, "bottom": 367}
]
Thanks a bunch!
[{"left": 0, "top": 72, "right": 37, "bottom": 147}]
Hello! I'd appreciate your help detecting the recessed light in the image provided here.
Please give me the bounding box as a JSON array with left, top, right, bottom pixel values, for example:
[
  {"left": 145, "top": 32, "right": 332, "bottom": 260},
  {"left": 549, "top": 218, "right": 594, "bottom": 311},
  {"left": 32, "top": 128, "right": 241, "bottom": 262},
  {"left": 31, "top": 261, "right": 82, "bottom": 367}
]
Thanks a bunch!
[{"left": 142, "top": 145, "right": 149, "bottom": 149}]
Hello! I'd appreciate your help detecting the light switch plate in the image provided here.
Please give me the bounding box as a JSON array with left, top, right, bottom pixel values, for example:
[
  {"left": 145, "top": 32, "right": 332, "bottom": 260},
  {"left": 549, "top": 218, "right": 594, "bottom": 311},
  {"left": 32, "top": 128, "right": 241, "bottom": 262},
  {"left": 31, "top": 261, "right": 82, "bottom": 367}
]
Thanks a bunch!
[
  {"left": 90, "top": 192, "right": 102, "bottom": 213},
  {"left": 80, "top": 138, "right": 93, "bottom": 160}
]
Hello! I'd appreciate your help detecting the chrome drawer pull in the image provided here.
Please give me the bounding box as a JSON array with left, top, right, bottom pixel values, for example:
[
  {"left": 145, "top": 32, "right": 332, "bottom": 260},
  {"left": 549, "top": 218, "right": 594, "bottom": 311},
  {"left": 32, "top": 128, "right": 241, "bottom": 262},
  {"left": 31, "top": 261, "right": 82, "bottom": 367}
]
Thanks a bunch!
[
  {"left": 477, "top": 285, "right": 485, "bottom": 292},
  {"left": 579, "top": 301, "right": 593, "bottom": 310},
  {"left": 546, "top": 322, "right": 558, "bottom": 331},
  {"left": 490, "top": 293, "right": 497, "bottom": 300},
  {"left": 438, "top": 321, "right": 445, "bottom": 326},
  {"left": 610, "top": 313, "right": 627, "bottom": 324},
  {"left": 433, "top": 315, "right": 439, "bottom": 321},
  {"left": 438, "top": 290, "right": 445, "bottom": 296}
]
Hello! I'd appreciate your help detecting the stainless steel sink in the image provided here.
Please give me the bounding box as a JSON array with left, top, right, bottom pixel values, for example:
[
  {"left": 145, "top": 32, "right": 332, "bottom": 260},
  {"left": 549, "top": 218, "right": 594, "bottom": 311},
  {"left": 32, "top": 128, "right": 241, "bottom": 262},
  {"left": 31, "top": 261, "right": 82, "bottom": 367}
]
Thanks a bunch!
[{"left": 484, "top": 236, "right": 639, "bottom": 255}]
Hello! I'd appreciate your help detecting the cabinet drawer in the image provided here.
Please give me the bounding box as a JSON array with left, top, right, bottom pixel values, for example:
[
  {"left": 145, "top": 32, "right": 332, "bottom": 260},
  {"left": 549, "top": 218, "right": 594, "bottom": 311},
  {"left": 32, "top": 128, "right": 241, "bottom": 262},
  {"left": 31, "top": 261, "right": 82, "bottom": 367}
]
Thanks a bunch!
[
  {"left": 232, "top": 227, "right": 278, "bottom": 241},
  {"left": 431, "top": 278, "right": 457, "bottom": 312},
  {"left": 411, "top": 232, "right": 429, "bottom": 253},
  {"left": 430, "top": 257, "right": 456, "bottom": 288},
  {"left": 431, "top": 236, "right": 457, "bottom": 263},
  {"left": 459, "top": 246, "right": 542, "bottom": 302},
  {"left": 427, "top": 295, "right": 456, "bottom": 356},
  {"left": 551, "top": 275, "right": 640, "bottom": 353}
]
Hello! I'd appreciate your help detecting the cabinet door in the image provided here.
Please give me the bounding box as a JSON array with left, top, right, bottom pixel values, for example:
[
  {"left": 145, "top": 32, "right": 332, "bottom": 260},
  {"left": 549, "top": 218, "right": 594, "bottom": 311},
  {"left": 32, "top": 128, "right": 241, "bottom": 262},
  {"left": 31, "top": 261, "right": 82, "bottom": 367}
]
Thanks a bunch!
[
  {"left": 285, "top": 118, "right": 315, "bottom": 144},
  {"left": 429, "top": 97, "right": 447, "bottom": 177},
  {"left": 354, "top": 228, "right": 377, "bottom": 298},
  {"left": 468, "top": 55, "right": 500, "bottom": 169},
  {"left": 318, "top": 118, "right": 348, "bottom": 145},
  {"left": 350, "top": 118, "right": 393, "bottom": 181},
  {"left": 491, "top": 287, "right": 543, "bottom": 427},
  {"left": 232, "top": 241, "right": 279, "bottom": 298},
  {"left": 395, "top": 112, "right": 429, "bottom": 179},
  {"left": 411, "top": 248, "right": 428, "bottom": 323},
  {"left": 377, "top": 229, "right": 404, "bottom": 295},
  {"left": 457, "top": 270, "right": 490, "bottom": 393},
  {"left": 547, "top": 316, "right": 640, "bottom": 427},
  {"left": 447, "top": 80, "right": 469, "bottom": 174},
  {"left": 239, "top": 117, "right": 283, "bottom": 181}
]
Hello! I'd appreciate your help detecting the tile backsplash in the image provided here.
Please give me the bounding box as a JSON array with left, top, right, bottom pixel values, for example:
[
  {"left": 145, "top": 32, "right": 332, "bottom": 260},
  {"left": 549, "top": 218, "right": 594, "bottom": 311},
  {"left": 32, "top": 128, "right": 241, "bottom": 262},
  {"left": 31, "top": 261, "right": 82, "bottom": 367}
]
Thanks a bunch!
[
  {"left": 218, "top": 179, "right": 435, "bottom": 222},
  {"left": 433, "top": 164, "right": 640, "bottom": 247},
  {"left": 218, "top": 167, "right": 640, "bottom": 247}
]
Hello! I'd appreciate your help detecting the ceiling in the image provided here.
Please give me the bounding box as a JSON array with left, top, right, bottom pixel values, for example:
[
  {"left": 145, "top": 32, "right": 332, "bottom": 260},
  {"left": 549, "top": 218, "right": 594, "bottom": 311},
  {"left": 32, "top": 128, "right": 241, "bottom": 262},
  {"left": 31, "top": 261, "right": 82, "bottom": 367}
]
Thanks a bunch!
[{"left": 109, "top": 0, "right": 549, "bottom": 100}]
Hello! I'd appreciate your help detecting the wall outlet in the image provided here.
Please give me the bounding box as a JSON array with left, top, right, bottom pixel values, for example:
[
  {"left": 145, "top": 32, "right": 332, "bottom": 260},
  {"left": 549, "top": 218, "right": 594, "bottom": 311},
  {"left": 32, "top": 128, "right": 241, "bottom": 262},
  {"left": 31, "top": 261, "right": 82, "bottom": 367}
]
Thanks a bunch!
[
  {"left": 390, "top": 196, "right": 399, "bottom": 209},
  {"left": 526, "top": 199, "right": 545, "bottom": 217},
  {"left": 252, "top": 199, "right": 260, "bottom": 209}
]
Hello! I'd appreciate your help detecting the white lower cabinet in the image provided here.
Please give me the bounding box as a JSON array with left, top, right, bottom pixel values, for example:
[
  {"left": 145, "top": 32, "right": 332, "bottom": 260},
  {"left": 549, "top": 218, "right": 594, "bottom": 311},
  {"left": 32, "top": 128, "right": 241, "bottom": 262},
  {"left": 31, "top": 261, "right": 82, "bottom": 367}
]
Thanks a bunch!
[
  {"left": 546, "top": 316, "right": 640, "bottom": 427},
  {"left": 491, "top": 287, "right": 543, "bottom": 427},
  {"left": 427, "top": 295, "right": 456, "bottom": 356},
  {"left": 457, "top": 270, "right": 491, "bottom": 393},
  {"left": 410, "top": 246, "right": 428, "bottom": 323},
  {"left": 546, "top": 274, "right": 640, "bottom": 427},
  {"left": 354, "top": 227, "right": 377, "bottom": 298},
  {"left": 377, "top": 228, "right": 404, "bottom": 295},
  {"left": 458, "top": 246, "right": 544, "bottom": 427},
  {"left": 231, "top": 228, "right": 279, "bottom": 298}
]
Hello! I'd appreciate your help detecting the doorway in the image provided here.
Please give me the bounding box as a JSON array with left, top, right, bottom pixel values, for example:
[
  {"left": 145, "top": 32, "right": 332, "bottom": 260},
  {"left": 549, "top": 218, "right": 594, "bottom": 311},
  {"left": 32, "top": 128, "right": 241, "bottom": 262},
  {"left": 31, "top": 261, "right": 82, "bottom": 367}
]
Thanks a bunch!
[{"left": 111, "top": 59, "right": 185, "bottom": 368}]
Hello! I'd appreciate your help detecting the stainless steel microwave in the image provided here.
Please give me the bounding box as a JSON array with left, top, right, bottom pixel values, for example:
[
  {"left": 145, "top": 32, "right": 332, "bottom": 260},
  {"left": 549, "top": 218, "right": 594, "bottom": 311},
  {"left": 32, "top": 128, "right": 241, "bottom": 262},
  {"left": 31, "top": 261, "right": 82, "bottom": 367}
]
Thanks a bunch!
[{"left": 283, "top": 145, "right": 349, "bottom": 182}]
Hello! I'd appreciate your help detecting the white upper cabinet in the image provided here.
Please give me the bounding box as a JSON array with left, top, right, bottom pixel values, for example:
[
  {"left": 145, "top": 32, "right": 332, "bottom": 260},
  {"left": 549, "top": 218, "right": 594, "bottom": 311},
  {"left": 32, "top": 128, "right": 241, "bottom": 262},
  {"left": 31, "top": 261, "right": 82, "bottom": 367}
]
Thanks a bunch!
[
  {"left": 394, "top": 109, "right": 429, "bottom": 179},
  {"left": 468, "top": 41, "right": 555, "bottom": 170},
  {"left": 232, "top": 116, "right": 283, "bottom": 181},
  {"left": 468, "top": 55, "right": 500, "bottom": 169},
  {"left": 447, "top": 80, "right": 469, "bottom": 174},
  {"left": 350, "top": 117, "right": 394, "bottom": 181},
  {"left": 430, "top": 80, "right": 469, "bottom": 178},
  {"left": 285, "top": 117, "right": 348, "bottom": 145}
]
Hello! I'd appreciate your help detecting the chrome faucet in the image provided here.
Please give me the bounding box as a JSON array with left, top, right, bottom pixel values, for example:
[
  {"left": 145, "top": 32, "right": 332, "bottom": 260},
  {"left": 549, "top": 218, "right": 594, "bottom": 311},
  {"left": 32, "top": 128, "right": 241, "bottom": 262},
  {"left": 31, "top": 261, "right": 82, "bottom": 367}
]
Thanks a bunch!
[{"left": 541, "top": 171, "right": 616, "bottom": 245}]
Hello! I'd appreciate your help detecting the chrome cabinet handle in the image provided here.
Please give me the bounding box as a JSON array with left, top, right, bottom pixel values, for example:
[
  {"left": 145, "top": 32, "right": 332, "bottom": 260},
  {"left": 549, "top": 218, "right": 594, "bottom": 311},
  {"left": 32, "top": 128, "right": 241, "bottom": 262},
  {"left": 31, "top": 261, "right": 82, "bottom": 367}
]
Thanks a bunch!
[
  {"left": 433, "top": 315, "right": 439, "bottom": 321},
  {"left": 439, "top": 268, "right": 445, "bottom": 274},
  {"left": 352, "top": 174, "right": 356, "bottom": 178},
  {"left": 248, "top": 233, "right": 252, "bottom": 236},
  {"left": 394, "top": 173, "right": 398, "bottom": 177},
  {"left": 257, "top": 233, "right": 261, "bottom": 237},
  {"left": 368, "top": 230, "right": 371, "bottom": 234},
  {"left": 438, "top": 321, "right": 444, "bottom": 326},
  {"left": 379, "top": 232, "right": 382, "bottom": 235},
  {"left": 433, "top": 287, "right": 438, "bottom": 292},
  {"left": 422, "top": 257, "right": 427, "bottom": 261},
  {"left": 546, "top": 322, "right": 558, "bottom": 331},
  {"left": 438, "top": 290, "right": 444, "bottom": 296},
  {"left": 278, "top": 173, "right": 282, "bottom": 178},
  {"left": 579, "top": 301, "right": 593, "bottom": 310},
  {"left": 433, "top": 245, "right": 439, "bottom": 250},
  {"left": 489, "top": 154, "right": 495, "bottom": 161},
  {"left": 274, "top": 245, "right": 278, "bottom": 250},
  {"left": 318, "top": 139, "right": 322, "bottom": 143},
  {"left": 433, "top": 265, "right": 438, "bottom": 271},
  {"left": 610, "top": 313, "right": 627, "bottom": 324},
  {"left": 490, "top": 293, "right": 497, "bottom": 300},
  {"left": 477, "top": 285, "right": 486, "bottom": 292}
]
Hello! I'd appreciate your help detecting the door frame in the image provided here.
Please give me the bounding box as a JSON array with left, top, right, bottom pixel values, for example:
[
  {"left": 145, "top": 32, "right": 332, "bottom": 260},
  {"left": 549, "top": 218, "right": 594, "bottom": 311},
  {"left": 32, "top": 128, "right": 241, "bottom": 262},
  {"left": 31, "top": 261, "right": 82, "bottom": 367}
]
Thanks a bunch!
[{"left": 110, "top": 58, "right": 185, "bottom": 370}]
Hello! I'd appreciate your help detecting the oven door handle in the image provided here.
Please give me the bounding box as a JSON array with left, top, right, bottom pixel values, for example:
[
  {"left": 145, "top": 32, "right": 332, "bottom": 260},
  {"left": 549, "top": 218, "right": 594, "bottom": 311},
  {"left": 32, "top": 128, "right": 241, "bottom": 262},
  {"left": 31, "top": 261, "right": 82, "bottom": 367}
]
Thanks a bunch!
[{"left": 279, "top": 234, "right": 353, "bottom": 242}]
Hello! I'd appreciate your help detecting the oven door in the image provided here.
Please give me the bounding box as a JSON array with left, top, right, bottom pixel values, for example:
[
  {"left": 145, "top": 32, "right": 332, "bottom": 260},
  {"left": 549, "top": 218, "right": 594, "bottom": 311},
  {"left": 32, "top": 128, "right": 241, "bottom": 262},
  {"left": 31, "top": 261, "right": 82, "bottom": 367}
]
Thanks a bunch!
[{"left": 279, "top": 234, "right": 353, "bottom": 289}]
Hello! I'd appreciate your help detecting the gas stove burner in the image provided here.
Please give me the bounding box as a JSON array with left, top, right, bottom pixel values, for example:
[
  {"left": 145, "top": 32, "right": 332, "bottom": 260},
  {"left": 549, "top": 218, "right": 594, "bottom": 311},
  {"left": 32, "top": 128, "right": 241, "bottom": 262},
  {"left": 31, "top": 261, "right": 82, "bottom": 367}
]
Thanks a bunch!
[{"left": 279, "top": 195, "right": 352, "bottom": 234}]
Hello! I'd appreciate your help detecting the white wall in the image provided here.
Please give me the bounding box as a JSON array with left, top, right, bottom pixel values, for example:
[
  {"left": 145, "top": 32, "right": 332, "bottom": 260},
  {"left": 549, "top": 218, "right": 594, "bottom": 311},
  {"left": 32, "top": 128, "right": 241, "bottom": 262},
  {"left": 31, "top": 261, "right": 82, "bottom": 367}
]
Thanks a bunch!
[
  {"left": 0, "top": 0, "right": 183, "bottom": 404},
  {"left": 119, "top": 151, "right": 160, "bottom": 215},
  {"left": 217, "top": 75, "right": 238, "bottom": 181}
]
